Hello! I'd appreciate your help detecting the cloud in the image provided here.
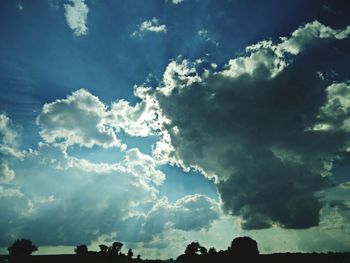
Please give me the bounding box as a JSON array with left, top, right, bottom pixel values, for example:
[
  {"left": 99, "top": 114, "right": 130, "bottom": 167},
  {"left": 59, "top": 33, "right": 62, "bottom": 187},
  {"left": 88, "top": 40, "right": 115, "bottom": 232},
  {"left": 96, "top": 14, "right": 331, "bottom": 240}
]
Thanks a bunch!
[
  {"left": 0, "top": 163, "right": 15, "bottom": 184},
  {"left": 143, "top": 21, "right": 350, "bottom": 229},
  {"left": 64, "top": 0, "right": 89, "bottom": 36},
  {"left": 132, "top": 18, "right": 167, "bottom": 38},
  {"left": 16, "top": 3, "right": 23, "bottom": 11},
  {"left": 36, "top": 89, "right": 124, "bottom": 150},
  {"left": 313, "top": 81, "right": 350, "bottom": 132},
  {"left": 0, "top": 112, "right": 218, "bottom": 248},
  {"left": 36, "top": 89, "right": 159, "bottom": 151},
  {"left": 0, "top": 113, "right": 27, "bottom": 184},
  {"left": 143, "top": 194, "right": 220, "bottom": 234},
  {"left": 0, "top": 113, "right": 24, "bottom": 158},
  {"left": 171, "top": 0, "right": 184, "bottom": 4},
  {"left": 197, "top": 30, "right": 219, "bottom": 46},
  {"left": 108, "top": 94, "right": 160, "bottom": 137},
  {"left": 122, "top": 148, "right": 165, "bottom": 186},
  {"left": 222, "top": 21, "right": 350, "bottom": 79}
]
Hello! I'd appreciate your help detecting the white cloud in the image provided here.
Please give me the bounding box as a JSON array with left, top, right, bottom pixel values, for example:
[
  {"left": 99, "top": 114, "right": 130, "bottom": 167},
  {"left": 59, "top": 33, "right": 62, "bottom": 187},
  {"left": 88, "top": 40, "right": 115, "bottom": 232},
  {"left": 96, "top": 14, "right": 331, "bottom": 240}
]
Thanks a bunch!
[
  {"left": 171, "top": 0, "right": 184, "bottom": 4},
  {"left": 279, "top": 21, "right": 350, "bottom": 55},
  {"left": 132, "top": 18, "right": 167, "bottom": 38},
  {"left": 0, "top": 113, "right": 28, "bottom": 184},
  {"left": 64, "top": 0, "right": 89, "bottom": 36},
  {"left": 222, "top": 21, "right": 350, "bottom": 79},
  {"left": 0, "top": 114, "right": 20, "bottom": 154},
  {"left": 36, "top": 89, "right": 125, "bottom": 150},
  {"left": 158, "top": 60, "right": 202, "bottom": 96},
  {"left": 0, "top": 163, "right": 15, "bottom": 184},
  {"left": 108, "top": 97, "right": 159, "bottom": 137},
  {"left": 123, "top": 148, "right": 165, "bottom": 185},
  {"left": 16, "top": 3, "right": 23, "bottom": 11},
  {"left": 35, "top": 143, "right": 164, "bottom": 187},
  {"left": 314, "top": 81, "right": 350, "bottom": 132},
  {"left": 36, "top": 89, "right": 161, "bottom": 151},
  {"left": 197, "top": 29, "right": 219, "bottom": 46},
  {"left": 143, "top": 194, "right": 220, "bottom": 236}
]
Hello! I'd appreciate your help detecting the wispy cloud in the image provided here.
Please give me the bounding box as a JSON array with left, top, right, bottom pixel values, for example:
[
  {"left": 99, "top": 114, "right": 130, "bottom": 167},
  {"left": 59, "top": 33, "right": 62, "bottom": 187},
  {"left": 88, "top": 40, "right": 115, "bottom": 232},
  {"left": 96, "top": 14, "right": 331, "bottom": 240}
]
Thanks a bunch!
[
  {"left": 132, "top": 18, "right": 167, "bottom": 38},
  {"left": 197, "top": 29, "right": 219, "bottom": 46},
  {"left": 64, "top": 0, "right": 89, "bottom": 37},
  {"left": 171, "top": 0, "right": 184, "bottom": 4},
  {"left": 16, "top": 3, "right": 23, "bottom": 11}
]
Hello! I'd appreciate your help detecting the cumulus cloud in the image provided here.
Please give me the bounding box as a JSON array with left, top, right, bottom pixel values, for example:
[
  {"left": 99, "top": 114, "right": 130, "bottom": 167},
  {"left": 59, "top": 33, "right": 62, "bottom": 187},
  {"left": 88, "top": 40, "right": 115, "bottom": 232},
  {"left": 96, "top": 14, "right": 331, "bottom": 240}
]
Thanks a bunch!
[
  {"left": 314, "top": 81, "right": 350, "bottom": 132},
  {"left": 64, "top": 0, "right": 89, "bottom": 36},
  {"left": 36, "top": 89, "right": 124, "bottom": 150},
  {"left": 0, "top": 163, "right": 15, "bottom": 184},
  {"left": 0, "top": 110, "right": 218, "bottom": 248},
  {"left": 139, "top": 194, "right": 220, "bottom": 240},
  {"left": 122, "top": 148, "right": 165, "bottom": 186},
  {"left": 36, "top": 89, "right": 159, "bottom": 151},
  {"left": 0, "top": 141, "right": 218, "bottom": 248},
  {"left": 222, "top": 21, "right": 350, "bottom": 78},
  {"left": 0, "top": 113, "right": 24, "bottom": 158},
  {"left": 143, "top": 21, "right": 350, "bottom": 229},
  {"left": 132, "top": 18, "right": 167, "bottom": 38},
  {"left": 0, "top": 113, "right": 27, "bottom": 183}
]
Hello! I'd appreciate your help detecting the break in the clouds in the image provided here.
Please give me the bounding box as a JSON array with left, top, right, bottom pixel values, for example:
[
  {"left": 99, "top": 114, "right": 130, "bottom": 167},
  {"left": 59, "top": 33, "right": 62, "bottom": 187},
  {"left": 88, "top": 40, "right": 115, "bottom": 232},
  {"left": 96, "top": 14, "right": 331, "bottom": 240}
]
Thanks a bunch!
[
  {"left": 132, "top": 18, "right": 167, "bottom": 38},
  {"left": 64, "top": 0, "right": 89, "bottom": 36},
  {"left": 143, "top": 21, "right": 350, "bottom": 230}
]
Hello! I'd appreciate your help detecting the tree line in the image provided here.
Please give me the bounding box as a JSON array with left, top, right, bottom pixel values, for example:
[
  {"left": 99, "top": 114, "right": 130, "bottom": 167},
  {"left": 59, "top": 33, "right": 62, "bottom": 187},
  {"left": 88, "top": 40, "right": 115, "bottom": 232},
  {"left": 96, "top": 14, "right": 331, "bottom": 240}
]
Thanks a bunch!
[{"left": 5, "top": 236, "right": 258, "bottom": 262}]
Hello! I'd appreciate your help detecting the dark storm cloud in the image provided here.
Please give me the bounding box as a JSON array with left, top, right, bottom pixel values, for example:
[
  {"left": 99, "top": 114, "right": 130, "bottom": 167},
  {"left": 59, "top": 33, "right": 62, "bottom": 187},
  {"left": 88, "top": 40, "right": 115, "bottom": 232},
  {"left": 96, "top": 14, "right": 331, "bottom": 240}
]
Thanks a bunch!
[{"left": 148, "top": 22, "right": 350, "bottom": 229}]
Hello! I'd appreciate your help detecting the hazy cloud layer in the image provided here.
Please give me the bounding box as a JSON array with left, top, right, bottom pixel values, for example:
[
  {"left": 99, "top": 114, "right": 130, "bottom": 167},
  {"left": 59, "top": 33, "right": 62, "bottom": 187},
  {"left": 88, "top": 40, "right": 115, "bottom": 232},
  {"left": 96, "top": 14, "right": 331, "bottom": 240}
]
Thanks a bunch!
[{"left": 145, "top": 21, "right": 350, "bottom": 229}]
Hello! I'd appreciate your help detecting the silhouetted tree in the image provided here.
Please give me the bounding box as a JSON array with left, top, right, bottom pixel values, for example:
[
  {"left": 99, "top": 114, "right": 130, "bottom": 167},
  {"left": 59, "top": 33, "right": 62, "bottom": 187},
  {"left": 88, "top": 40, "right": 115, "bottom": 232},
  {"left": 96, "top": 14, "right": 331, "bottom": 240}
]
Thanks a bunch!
[
  {"left": 8, "top": 239, "right": 38, "bottom": 256},
  {"left": 184, "top": 242, "right": 201, "bottom": 256},
  {"left": 127, "top": 248, "right": 134, "bottom": 259},
  {"left": 199, "top": 246, "right": 207, "bottom": 255},
  {"left": 99, "top": 244, "right": 108, "bottom": 253},
  {"left": 74, "top": 244, "right": 88, "bottom": 255},
  {"left": 109, "top": 241, "right": 123, "bottom": 255},
  {"left": 230, "top": 236, "right": 259, "bottom": 256},
  {"left": 208, "top": 247, "right": 216, "bottom": 256}
]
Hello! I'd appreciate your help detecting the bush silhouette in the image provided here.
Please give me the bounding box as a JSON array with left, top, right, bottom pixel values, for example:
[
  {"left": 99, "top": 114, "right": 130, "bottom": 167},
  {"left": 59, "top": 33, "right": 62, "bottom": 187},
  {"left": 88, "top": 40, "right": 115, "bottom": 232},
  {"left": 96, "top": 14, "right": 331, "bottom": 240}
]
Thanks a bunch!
[
  {"left": 99, "top": 244, "right": 108, "bottom": 253},
  {"left": 109, "top": 241, "right": 123, "bottom": 255},
  {"left": 74, "top": 244, "right": 88, "bottom": 255},
  {"left": 8, "top": 239, "right": 38, "bottom": 256},
  {"left": 127, "top": 248, "right": 134, "bottom": 259},
  {"left": 230, "top": 236, "right": 259, "bottom": 256}
]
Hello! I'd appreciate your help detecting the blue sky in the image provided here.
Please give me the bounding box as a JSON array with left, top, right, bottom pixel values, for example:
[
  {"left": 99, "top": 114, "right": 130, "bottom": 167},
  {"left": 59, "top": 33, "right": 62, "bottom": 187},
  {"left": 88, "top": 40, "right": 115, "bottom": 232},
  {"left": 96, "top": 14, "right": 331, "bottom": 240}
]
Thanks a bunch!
[{"left": 1, "top": 0, "right": 350, "bottom": 259}]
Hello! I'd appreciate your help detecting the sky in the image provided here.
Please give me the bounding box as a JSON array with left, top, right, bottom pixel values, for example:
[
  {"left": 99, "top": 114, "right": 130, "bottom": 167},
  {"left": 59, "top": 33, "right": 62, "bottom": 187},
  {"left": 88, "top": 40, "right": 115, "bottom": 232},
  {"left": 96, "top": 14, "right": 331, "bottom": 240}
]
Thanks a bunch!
[{"left": 1, "top": 0, "right": 350, "bottom": 259}]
